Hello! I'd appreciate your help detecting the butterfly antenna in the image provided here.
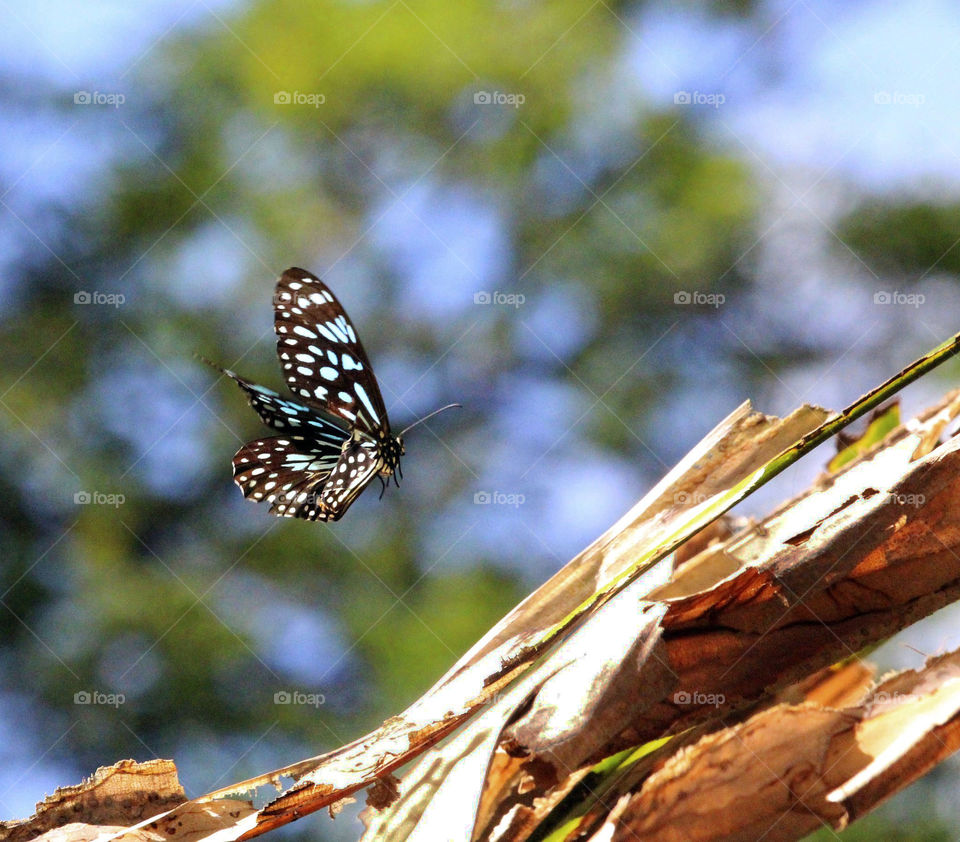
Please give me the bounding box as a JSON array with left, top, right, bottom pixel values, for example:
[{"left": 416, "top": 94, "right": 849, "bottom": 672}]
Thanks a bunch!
[
  {"left": 398, "top": 403, "right": 462, "bottom": 437},
  {"left": 196, "top": 354, "right": 233, "bottom": 378}
]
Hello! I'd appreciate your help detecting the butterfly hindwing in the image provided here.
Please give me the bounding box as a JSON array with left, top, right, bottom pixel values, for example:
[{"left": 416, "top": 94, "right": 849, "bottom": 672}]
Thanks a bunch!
[
  {"left": 233, "top": 435, "right": 345, "bottom": 521},
  {"left": 314, "top": 438, "right": 384, "bottom": 519},
  {"left": 273, "top": 267, "right": 389, "bottom": 437}
]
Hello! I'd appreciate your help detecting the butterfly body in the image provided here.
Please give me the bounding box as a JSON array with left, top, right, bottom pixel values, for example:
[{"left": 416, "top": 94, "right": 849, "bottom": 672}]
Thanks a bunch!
[{"left": 211, "top": 267, "right": 418, "bottom": 522}]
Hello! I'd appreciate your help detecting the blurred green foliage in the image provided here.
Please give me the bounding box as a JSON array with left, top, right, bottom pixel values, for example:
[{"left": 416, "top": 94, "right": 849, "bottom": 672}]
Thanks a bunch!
[
  {"left": 839, "top": 200, "right": 960, "bottom": 278},
  {"left": 1, "top": 1, "right": 959, "bottom": 840}
]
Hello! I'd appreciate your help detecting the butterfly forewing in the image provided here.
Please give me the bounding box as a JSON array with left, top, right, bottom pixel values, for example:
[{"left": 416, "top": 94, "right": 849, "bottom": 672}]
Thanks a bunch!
[
  {"left": 233, "top": 435, "right": 346, "bottom": 520},
  {"left": 273, "top": 267, "right": 390, "bottom": 438}
]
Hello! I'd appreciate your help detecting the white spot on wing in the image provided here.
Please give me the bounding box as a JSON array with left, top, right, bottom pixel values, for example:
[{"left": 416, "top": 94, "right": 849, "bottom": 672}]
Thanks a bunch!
[
  {"left": 354, "top": 382, "right": 380, "bottom": 424},
  {"left": 326, "top": 320, "right": 349, "bottom": 343},
  {"left": 338, "top": 317, "right": 357, "bottom": 343},
  {"left": 315, "top": 323, "right": 338, "bottom": 343}
]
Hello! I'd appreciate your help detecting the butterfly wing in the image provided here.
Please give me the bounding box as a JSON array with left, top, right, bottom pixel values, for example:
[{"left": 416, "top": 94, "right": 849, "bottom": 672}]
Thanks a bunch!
[
  {"left": 316, "top": 439, "right": 384, "bottom": 519},
  {"left": 212, "top": 364, "right": 348, "bottom": 446},
  {"left": 273, "top": 267, "right": 390, "bottom": 438},
  {"left": 233, "top": 435, "right": 346, "bottom": 521}
]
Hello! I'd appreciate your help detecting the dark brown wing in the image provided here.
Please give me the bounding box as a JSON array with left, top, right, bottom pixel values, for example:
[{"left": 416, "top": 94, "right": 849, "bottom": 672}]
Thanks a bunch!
[
  {"left": 204, "top": 359, "right": 347, "bottom": 445},
  {"left": 233, "top": 435, "right": 344, "bottom": 521},
  {"left": 311, "top": 438, "right": 383, "bottom": 520}
]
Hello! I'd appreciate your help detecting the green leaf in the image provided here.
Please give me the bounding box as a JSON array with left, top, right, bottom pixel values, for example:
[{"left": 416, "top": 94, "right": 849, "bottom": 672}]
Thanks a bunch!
[{"left": 828, "top": 403, "right": 901, "bottom": 473}]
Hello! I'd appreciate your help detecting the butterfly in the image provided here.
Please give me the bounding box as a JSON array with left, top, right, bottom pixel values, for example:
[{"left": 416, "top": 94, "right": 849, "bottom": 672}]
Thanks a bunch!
[{"left": 207, "top": 267, "right": 458, "bottom": 521}]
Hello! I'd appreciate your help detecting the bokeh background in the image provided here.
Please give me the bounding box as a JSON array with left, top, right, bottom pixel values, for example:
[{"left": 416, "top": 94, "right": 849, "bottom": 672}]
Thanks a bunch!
[{"left": 3, "top": 1, "right": 960, "bottom": 839}]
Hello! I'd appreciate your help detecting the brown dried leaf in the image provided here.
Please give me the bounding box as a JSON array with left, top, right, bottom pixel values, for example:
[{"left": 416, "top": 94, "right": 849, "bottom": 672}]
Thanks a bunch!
[
  {"left": 599, "top": 650, "right": 960, "bottom": 842},
  {"left": 0, "top": 760, "right": 185, "bottom": 842},
  {"left": 467, "top": 390, "right": 960, "bottom": 839},
  {"left": 155, "top": 401, "right": 823, "bottom": 840},
  {"left": 51, "top": 390, "right": 960, "bottom": 842}
]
